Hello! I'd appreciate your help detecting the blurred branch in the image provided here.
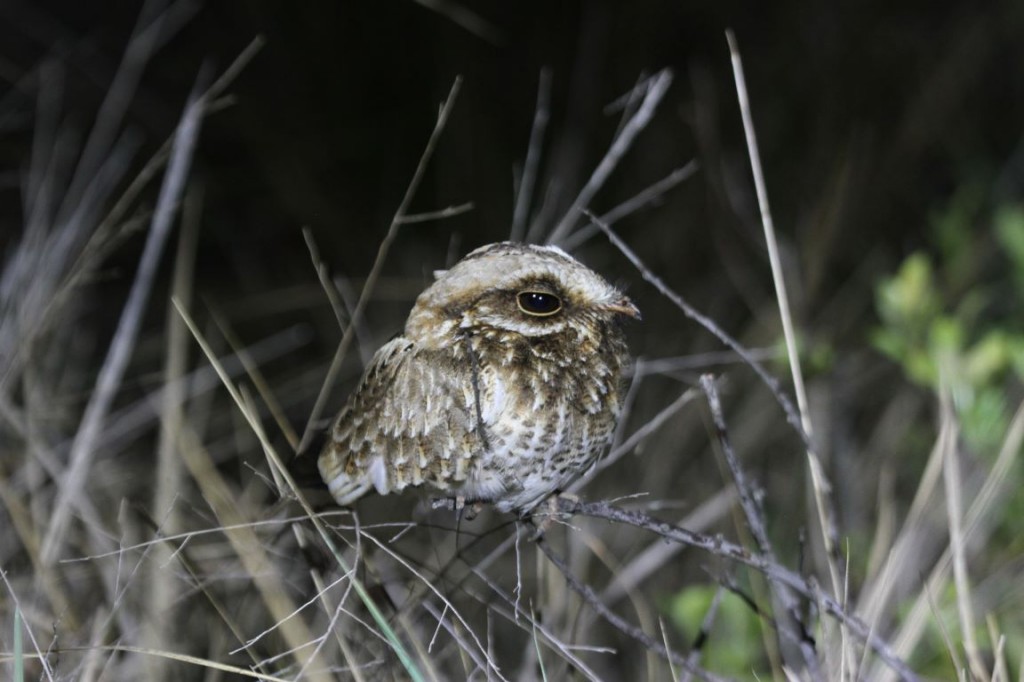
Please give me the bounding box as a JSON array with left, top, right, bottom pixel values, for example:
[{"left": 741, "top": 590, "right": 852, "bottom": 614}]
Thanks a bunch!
[
  {"left": 396, "top": 201, "right": 475, "bottom": 224},
  {"left": 41, "top": 66, "right": 207, "bottom": 565},
  {"left": 410, "top": 0, "right": 504, "bottom": 44}
]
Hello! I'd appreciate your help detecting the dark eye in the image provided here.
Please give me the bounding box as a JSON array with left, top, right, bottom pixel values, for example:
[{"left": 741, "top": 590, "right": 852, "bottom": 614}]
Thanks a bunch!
[{"left": 517, "top": 291, "right": 562, "bottom": 316}]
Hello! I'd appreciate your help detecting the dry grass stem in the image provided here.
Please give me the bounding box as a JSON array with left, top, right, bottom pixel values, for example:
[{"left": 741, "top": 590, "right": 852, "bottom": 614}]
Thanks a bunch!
[{"left": 41, "top": 75, "right": 205, "bottom": 565}]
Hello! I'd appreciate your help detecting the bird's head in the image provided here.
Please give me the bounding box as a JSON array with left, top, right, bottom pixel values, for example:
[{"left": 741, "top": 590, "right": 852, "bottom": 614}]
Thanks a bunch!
[{"left": 406, "top": 242, "right": 639, "bottom": 349}]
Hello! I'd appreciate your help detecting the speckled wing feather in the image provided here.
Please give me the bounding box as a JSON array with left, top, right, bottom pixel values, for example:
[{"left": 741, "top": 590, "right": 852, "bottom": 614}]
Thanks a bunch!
[{"left": 317, "top": 336, "right": 479, "bottom": 504}]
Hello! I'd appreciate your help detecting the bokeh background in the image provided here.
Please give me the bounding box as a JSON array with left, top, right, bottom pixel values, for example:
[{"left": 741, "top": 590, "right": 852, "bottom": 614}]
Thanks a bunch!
[{"left": 3, "top": 1, "right": 1024, "bottom": 679}]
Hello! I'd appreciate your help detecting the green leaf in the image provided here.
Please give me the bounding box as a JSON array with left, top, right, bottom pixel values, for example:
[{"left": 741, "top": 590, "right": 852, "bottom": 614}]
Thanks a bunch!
[
  {"left": 669, "top": 586, "right": 765, "bottom": 676},
  {"left": 995, "top": 204, "right": 1024, "bottom": 274},
  {"left": 931, "top": 183, "right": 985, "bottom": 289},
  {"left": 964, "top": 331, "right": 1012, "bottom": 386},
  {"left": 876, "top": 252, "right": 940, "bottom": 334},
  {"left": 961, "top": 386, "right": 1009, "bottom": 454}
]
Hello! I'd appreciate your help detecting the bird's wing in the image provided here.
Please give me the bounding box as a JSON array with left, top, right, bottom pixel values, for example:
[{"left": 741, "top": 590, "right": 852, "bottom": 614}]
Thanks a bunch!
[{"left": 317, "top": 336, "right": 479, "bottom": 505}]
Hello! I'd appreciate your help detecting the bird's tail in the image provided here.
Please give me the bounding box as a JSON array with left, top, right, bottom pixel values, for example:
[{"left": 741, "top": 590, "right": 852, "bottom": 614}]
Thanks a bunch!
[{"left": 317, "top": 451, "right": 376, "bottom": 506}]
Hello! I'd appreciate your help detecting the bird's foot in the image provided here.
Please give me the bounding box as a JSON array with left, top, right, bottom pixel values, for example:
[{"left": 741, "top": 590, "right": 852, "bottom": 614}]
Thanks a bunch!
[
  {"left": 431, "top": 495, "right": 485, "bottom": 520},
  {"left": 527, "top": 492, "right": 579, "bottom": 538}
]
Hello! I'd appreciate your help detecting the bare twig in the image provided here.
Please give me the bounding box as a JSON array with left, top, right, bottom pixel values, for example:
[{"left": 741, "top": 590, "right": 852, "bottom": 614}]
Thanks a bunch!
[
  {"left": 467, "top": 565, "right": 604, "bottom": 681},
  {"left": 561, "top": 161, "right": 699, "bottom": 252},
  {"left": 397, "top": 202, "right": 475, "bottom": 225},
  {"left": 867, "top": 400, "right": 1024, "bottom": 680},
  {"left": 547, "top": 69, "right": 673, "bottom": 245},
  {"left": 536, "top": 538, "right": 726, "bottom": 682},
  {"left": 3, "top": 37, "right": 264, "bottom": 397},
  {"left": 410, "top": 0, "right": 504, "bottom": 44},
  {"left": 601, "top": 489, "right": 735, "bottom": 606},
  {"left": 724, "top": 31, "right": 812, "bottom": 444},
  {"left": 143, "top": 179, "right": 201, "bottom": 679},
  {"left": 699, "top": 374, "right": 819, "bottom": 677},
  {"left": 700, "top": 376, "right": 773, "bottom": 556},
  {"left": 589, "top": 211, "right": 811, "bottom": 451},
  {"left": 724, "top": 36, "right": 846, "bottom": 653},
  {"left": 679, "top": 586, "right": 725, "bottom": 682},
  {"left": 298, "top": 77, "right": 463, "bottom": 455},
  {"left": 55, "top": 0, "right": 198, "bottom": 232},
  {"left": 511, "top": 69, "right": 552, "bottom": 243},
  {"left": 359, "top": 530, "right": 506, "bottom": 680},
  {"left": 553, "top": 497, "right": 920, "bottom": 682}
]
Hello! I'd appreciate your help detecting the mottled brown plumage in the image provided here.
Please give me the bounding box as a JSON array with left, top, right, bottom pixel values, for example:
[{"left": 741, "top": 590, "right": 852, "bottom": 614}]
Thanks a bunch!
[{"left": 317, "top": 242, "right": 638, "bottom": 513}]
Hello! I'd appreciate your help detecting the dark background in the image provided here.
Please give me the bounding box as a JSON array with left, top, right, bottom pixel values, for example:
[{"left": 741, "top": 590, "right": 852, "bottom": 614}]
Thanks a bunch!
[{"left": 7, "top": 0, "right": 1021, "bottom": 290}]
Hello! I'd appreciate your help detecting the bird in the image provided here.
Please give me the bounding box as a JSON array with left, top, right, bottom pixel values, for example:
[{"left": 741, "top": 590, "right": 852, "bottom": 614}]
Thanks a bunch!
[{"left": 317, "top": 241, "right": 639, "bottom": 514}]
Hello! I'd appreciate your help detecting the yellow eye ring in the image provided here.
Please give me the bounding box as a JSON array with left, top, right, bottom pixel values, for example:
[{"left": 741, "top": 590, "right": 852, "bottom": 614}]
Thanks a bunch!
[{"left": 517, "top": 291, "right": 562, "bottom": 316}]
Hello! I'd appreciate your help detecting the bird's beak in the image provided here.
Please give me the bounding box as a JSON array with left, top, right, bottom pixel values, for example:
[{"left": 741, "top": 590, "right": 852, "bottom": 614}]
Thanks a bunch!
[{"left": 604, "top": 297, "right": 641, "bottom": 320}]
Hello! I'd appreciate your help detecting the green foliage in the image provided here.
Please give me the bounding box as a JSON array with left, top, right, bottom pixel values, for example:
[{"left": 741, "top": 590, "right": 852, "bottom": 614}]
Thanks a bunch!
[
  {"left": 668, "top": 586, "right": 766, "bottom": 676},
  {"left": 995, "top": 204, "right": 1024, "bottom": 295},
  {"left": 873, "top": 190, "right": 1024, "bottom": 675},
  {"left": 872, "top": 190, "right": 1024, "bottom": 454}
]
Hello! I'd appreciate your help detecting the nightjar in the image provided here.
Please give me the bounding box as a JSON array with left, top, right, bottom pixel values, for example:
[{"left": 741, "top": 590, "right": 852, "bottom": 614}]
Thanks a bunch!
[{"left": 317, "top": 241, "right": 639, "bottom": 513}]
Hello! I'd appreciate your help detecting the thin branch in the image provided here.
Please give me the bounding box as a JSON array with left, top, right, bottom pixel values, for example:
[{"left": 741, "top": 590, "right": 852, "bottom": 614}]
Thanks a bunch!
[
  {"left": 410, "top": 0, "right": 504, "bottom": 44},
  {"left": 725, "top": 33, "right": 845, "bottom": 646},
  {"left": 397, "top": 202, "right": 475, "bottom": 225},
  {"left": 679, "top": 586, "right": 725, "bottom": 682},
  {"left": 466, "top": 565, "right": 609, "bottom": 681},
  {"left": 552, "top": 497, "right": 919, "bottom": 682},
  {"left": 547, "top": 69, "right": 673, "bottom": 245},
  {"left": 561, "top": 160, "right": 699, "bottom": 252},
  {"left": 298, "top": 77, "right": 463, "bottom": 455},
  {"left": 700, "top": 374, "right": 819, "bottom": 678},
  {"left": 359, "top": 529, "right": 506, "bottom": 680},
  {"left": 724, "top": 32, "right": 812, "bottom": 441},
  {"left": 601, "top": 489, "right": 735, "bottom": 606},
  {"left": 1, "top": 37, "right": 263, "bottom": 402},
  {"left": 589, "top": 211, "right": 811, "bottom": 452},
  {"left": 536, "top": 538, "right": 726, "bottom": 682},
  {"left": 511, "top": 68, "right": 552, "bottom": 242},
  {"left": 938, "top": 388, "right": 985, "bottom": 680}
]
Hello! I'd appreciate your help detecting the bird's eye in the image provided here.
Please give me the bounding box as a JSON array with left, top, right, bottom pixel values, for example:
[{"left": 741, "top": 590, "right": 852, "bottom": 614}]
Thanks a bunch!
[{"left": 516, "top": 291, "right": 562, "bottom": 317}]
